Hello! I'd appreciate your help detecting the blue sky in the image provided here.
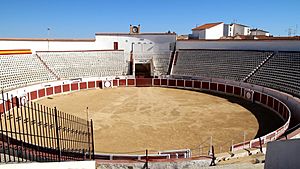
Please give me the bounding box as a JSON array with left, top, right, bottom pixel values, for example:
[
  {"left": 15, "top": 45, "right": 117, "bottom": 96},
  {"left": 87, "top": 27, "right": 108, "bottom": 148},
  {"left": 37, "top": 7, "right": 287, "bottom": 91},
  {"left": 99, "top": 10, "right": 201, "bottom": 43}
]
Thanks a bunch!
[{"left": 0, "top": 0, "right": 299, "bottom": 38}]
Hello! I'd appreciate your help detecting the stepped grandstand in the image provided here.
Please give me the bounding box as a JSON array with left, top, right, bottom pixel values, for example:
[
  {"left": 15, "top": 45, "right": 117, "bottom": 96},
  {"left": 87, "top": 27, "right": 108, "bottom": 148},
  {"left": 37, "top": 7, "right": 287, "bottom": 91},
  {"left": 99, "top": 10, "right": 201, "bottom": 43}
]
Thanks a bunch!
[
  {"left": 0, "top": 31, "right": 300, "bottom": 168},
  {"left": 1, "top": 49, "right": 299, "bottom": 98},
  {"left": 172, "top": 49, "right": 300, "bottom": 98}
]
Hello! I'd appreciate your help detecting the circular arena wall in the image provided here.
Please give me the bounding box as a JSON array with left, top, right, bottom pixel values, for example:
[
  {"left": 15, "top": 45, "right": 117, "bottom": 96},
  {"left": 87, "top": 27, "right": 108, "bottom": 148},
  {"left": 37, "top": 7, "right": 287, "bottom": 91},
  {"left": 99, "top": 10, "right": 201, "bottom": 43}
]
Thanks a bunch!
[{"left": 0, "top": 77, "right": 294, "bottom": 160}]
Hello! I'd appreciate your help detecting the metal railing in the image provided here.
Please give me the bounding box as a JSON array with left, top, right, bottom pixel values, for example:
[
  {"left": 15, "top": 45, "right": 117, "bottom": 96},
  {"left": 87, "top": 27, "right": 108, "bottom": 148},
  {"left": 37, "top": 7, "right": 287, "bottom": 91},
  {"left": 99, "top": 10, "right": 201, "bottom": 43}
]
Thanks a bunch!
[{"left": 0, "top": 91, "right": 94, "bottom": 163}]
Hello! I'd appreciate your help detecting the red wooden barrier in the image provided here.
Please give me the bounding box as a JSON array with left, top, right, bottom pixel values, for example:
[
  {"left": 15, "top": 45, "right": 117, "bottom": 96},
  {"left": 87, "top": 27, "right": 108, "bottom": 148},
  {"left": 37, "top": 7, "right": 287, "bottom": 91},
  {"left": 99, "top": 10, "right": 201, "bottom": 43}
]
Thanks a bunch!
[
  {"left": 46, "top": 87, "right": 54, "bottom": 96},
  {"left": 38, "top": 89, "right": 45, "bottom": 98},
  {"left": 80, "top": 82, "right": 87, "bottom": 89},
  {"left": 54, "top": 86, "right": 62, "bottom": 94},
  {"left": 63, "top": 84, "right": 70, "bottom": 92}
]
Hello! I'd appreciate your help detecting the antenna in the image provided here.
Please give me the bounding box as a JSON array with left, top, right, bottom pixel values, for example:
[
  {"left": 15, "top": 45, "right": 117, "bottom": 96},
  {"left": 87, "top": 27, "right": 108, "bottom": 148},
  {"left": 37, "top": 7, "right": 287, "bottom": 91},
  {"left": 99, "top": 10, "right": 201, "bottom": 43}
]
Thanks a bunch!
[{"left": 288, "top": 27, "right": 292, "bottom": 37}]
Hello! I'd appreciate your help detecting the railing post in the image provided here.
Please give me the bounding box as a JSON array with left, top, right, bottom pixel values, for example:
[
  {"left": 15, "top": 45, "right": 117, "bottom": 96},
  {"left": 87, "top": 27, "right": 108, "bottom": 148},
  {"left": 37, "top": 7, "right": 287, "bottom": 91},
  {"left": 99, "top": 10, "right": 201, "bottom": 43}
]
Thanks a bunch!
[
  {"left": 3, "top": 92, "right": 10, "bottom": 162},
  {"left": 1, "top": 91, "right": 7, "bottom": 163},
  {"left": 54, "top": 107, "right": 61, "bottom": 162},
  {"left": 210, "top": 146, "right": 216, "bottom": 166},
  {"left": 145, "top": 149, "right": 149, "bottom": 169},
  {"left": 90, "top": 119, "right": 95, "bottom": 160},
  {"left": 259, "top": 137, "right": 263, "bottom": 153},
  {"left": 10, "top": 95, "right": 16, "bottom": 162},
  {"left": 86, "top": 107, "right": 91, "bottom": 160}
]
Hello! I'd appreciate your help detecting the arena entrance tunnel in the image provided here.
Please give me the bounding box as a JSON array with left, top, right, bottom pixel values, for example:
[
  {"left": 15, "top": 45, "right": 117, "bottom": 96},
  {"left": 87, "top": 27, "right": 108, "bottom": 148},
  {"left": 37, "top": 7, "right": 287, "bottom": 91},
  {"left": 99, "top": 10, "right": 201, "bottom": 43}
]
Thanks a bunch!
[
  {"left": 135, "top": 63, "right": 152, "bottom": 78},
  {"left": 0, "top": 77, "right": 293, "bottom": 161}
]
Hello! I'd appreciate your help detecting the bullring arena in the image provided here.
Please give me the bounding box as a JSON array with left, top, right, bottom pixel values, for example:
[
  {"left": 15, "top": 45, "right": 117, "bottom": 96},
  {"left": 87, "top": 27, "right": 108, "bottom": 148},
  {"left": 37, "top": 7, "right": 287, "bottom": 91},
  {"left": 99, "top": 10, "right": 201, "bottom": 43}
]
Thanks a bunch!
[
  {"left": 0, "top": 25, "right": 300, "bottom": 169},
  {"left": 36, "top": 87, "right": 261, "bottom": 154}
]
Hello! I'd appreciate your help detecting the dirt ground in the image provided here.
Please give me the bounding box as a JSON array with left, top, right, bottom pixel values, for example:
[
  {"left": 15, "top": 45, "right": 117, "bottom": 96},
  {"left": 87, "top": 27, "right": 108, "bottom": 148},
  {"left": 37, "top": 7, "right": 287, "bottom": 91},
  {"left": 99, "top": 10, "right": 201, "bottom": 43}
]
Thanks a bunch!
[{"left": 36, "top": 87, "right": 259, "bottom": 155}]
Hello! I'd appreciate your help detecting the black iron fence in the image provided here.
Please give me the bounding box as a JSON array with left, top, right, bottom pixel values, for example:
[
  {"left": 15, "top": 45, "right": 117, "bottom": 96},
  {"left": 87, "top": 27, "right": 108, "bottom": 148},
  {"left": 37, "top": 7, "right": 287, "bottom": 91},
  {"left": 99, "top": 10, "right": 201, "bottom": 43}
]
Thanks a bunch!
[{"left": 0, "top": 91, "right": 94, "bottom": 163}]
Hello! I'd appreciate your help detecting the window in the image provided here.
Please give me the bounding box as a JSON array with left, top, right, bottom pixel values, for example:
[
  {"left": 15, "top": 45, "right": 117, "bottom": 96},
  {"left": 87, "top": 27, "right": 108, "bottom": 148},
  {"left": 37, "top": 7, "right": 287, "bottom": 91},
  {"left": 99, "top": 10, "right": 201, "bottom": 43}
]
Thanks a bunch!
[{"left": 113, "top": 42, "right": 118, "bottom": 50}]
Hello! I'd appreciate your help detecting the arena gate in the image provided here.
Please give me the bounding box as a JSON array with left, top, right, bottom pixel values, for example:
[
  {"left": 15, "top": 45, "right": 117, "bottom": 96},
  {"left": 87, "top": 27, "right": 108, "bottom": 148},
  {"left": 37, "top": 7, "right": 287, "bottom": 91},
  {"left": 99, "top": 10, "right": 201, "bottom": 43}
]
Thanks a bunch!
[
  {"left": 135, "top": 78, "right": 152, "bottom": 87},
  {"left": 135, "top": 63, "right": 151, "bottom": 78}
]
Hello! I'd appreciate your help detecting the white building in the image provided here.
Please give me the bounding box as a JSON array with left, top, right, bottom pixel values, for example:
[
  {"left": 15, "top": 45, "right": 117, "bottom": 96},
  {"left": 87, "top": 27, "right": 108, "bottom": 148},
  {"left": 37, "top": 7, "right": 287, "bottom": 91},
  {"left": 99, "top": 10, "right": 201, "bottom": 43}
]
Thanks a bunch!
[
  {"left": 250, "top": 29, "right": 270, "bottom": 36},
  {"left": 0, "top": 26, "right": 176, "bottom": 53},
  {"left": 190, "top": 22, "right": 224, "bottom": 40},
  {"left": 224, "top": 23, "right": 251, "bottom": 37}
]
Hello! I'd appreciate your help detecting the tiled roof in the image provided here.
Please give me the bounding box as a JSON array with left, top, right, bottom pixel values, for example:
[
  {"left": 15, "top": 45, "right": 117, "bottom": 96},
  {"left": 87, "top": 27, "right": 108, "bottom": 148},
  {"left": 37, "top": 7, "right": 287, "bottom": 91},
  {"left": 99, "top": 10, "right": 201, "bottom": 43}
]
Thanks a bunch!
[{"left": 192, "top": 22, "right": 223, "bottom": 31}]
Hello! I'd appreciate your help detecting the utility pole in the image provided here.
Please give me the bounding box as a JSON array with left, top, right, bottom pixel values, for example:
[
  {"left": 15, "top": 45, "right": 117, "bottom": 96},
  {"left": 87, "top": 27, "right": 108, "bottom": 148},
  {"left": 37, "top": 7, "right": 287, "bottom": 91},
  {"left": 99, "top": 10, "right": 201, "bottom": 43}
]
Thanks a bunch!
[{"left": 47, "top": 27, "right": 50, "bottom": 51}]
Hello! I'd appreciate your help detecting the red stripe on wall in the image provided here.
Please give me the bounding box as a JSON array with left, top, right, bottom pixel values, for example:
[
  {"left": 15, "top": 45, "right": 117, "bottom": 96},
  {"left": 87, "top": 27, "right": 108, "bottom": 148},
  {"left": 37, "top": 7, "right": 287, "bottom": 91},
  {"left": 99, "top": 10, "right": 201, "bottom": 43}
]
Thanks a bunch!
[
  {"left": 80, "top": 82, "right": 87, "bottom": 89},
  {"left": 46, "top": 87, "right": 54, "bottom": 96},
  {"left": 96, "top": 80, "right": 102, "bottom": 88},
  {"left": 153, "top": 79, "right": 160, "bottom": 86},
  {"left": 63, "top": 84, "right": 70, "bottom": 92},
  {"left": 38, "top": 89, "right": 45, "bottom": 98},
  {"left": 210, "top": 83, "right": 217, "bottom": 91},
  {"left": 30, "top": 91, "right": 38, "bottom": 100},
  {"left": 177, "top": 80, "right": 184, "bottom": 87},
  {"left": 54, "top": 85, "right": 62, "bottom": 94},
  {"left": 113, "top": 80, "right": 118, "bottom": 87},
  {"left": 127, "top": 79, "right": 135, "bottom": 86},
  {"left": 218, "top": 84, "right": 225, "bottom": 92},
  {"left": 185, "top": 80, "right": 192, "bottom": 88},
  {"left": 71, "top": 83, "right": 79, "bottom": 91},
  {"left": 226, "top": 85, "right": 233, "bottom": 94},
  {"left": 88, "top": 81, "right": 96, "bottom": 88},
  {"left": 161, "top": 79, "right": 167, "bottom": 86},
  {"left": 194, "top": 81, "right": 201, "bottom": 89},
  {"left": 0, "top": 103, "right": 4, "bottom": 113},
  {"left": 234, "top": 87, "right": 241, "bottom": 95},
  {"left": 119, "top": 79, "right": 126, "bottom": 86},
  {"left": 168, "top": 79, "right": 176, "bottom": 86},
  {"left": 202, "top": 82, "right": 209, "bottom": 89}
]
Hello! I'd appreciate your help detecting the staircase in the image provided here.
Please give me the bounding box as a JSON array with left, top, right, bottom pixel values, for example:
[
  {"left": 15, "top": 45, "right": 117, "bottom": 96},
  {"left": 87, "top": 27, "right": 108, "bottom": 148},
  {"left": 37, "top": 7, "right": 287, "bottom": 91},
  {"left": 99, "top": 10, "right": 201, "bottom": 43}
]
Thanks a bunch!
[
  {"left": 35, "top": 54, "right": 60, "bottom": 80},
  {"left": 242, "top": 52, "right": 276, "bottom": 82},
  {"left": 167, "top": 42, "right": 177, "bottom": 75}
]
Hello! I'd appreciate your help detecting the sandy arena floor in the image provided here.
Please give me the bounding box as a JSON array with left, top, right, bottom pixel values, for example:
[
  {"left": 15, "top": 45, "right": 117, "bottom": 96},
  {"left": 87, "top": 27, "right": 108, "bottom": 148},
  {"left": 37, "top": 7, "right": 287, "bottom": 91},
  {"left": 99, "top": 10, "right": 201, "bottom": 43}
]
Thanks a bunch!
[{"left": 36, "top": 87, "right": 259, "bottom": 155}]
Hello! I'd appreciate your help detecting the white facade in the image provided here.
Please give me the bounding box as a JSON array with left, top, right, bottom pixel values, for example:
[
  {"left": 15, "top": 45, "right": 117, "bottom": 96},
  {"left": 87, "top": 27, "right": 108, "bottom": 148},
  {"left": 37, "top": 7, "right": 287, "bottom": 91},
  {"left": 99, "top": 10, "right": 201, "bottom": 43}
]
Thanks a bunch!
[
  {"left": 95, "top": 33, "right": 176, "bottom": 53},
  {"left": 251, "top": 29, "right": 270, "bottom": 36},
  {"left": 191, "top": 29, "right": 206, "bottom": 39},
  {"left": 191, "top": 23, "right": 224, "bottom": 40},
  {"left": 224, "top": 24, "right": 251, "bottom": 37},
  {"left": 205, "top": 23, "right": 224, "bottom": 39}
]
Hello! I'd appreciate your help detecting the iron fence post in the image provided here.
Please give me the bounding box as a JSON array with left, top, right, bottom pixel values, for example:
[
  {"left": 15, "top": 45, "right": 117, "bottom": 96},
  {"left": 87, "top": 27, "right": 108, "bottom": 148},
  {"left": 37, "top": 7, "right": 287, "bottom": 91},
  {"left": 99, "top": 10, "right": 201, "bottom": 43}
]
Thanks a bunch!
[
  {"left": 90, "top": 119, "right": 95, "bottom": 160},
  {"left": 54, "top": 107, "right": 61, "bottom": 162}
]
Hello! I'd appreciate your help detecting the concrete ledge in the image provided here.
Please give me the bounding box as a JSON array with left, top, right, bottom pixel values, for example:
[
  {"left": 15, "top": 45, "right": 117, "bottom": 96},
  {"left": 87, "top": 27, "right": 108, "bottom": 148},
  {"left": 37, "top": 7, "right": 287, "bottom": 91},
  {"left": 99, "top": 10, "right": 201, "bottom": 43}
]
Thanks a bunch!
[
  {"left": 97, "top": 159, "right": 211, "bottom": 169},
  {"left": 0, "top": 161, "right": 96, "bottom": 169}
]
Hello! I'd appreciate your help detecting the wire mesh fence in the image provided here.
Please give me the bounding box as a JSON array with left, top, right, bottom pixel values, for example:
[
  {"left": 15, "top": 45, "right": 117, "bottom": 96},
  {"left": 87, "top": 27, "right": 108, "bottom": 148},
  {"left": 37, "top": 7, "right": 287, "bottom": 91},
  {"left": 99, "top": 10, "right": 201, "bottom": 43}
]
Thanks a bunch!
[{"left": 0, "top": 91, "right": 94, "bottom": 163}]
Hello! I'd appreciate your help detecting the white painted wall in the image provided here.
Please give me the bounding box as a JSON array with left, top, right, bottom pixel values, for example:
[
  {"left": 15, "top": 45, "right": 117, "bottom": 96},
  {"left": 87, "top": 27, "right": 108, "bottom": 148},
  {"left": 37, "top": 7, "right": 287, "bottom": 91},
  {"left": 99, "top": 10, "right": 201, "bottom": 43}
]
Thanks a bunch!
[
  {"left": 191, "top": 30, "right": 206, "bottom": 39},
  {"left": 205, "top": 23, "right": 224, "bottom": 39},
  {"left": 233, "top": 24, "right": 250, "bottom": 36},
  {"left": 95, "top": 34, "right": 176, "bottom": 53},
  {"left": 176, "top": 40, "right": 300, "bottom": 51},
  {"left": 251, "top": 30, "right": 270, "bottom": 36},
  {"left": 0, "top": 34, "right": 176, "bottom": 54},
  {"left": 0, "top": 40, "right": 97, "bottom": 53},
  {"left": 0, "top": 161, "right": 96, "bottom": 169},
  {"left": 244, "top": 27, "right": 250, "bottom": 35}
]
